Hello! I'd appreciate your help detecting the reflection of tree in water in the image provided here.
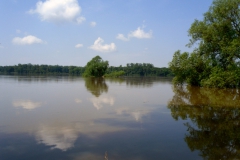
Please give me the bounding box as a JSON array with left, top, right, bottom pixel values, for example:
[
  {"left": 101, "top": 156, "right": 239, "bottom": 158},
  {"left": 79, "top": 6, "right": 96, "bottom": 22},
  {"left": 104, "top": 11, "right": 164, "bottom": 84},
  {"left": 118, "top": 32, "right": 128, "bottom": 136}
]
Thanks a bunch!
[
  {"left": 125, "top": 77, "right": 171, "bottom": 87},
  {"left": 106, "top": 77, "right": 125, "bottom": 84},
  {"left": 85, "top": 78, "right": 108, "bottom": 97},
  {"left": 168, "top": 85, "right": 240, "bottom": 159},
  {"left": 5, "top": 75, "right": 81, "bottom": 83},
  {"left": 106, "top": 77, "right": 171, "bottom": 87}
]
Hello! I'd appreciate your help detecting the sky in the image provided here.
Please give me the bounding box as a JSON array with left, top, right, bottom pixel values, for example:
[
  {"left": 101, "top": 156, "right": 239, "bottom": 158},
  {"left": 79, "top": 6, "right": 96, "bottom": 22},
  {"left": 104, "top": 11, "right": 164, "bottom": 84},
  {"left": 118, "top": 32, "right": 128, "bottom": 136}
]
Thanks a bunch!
[{"left": 0, "top": 0, "right": 213, "bottom": 67}]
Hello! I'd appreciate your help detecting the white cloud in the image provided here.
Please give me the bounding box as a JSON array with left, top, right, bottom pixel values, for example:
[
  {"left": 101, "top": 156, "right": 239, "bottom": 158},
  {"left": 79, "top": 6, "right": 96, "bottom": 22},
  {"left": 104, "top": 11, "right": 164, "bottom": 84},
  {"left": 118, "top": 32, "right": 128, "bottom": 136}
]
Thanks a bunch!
[
  {"left": 28, "top": 0, "right": 85, "bottom": 24},
  {"left": 89, "top": 37, "right": 116, "bottom": 53},
  {"left": 116, "top": 34, "right": 129, "bottom": 41},
  {"left": 90, "top": 96, "right": 115, "bottom": 110},
  {"left": 129, "top": 27, "right": 152, "bottom": 39},
  {"left": 13, "top": 100, "right": 42, "bottom": 110},
  {"left": 76, "top": 16, "right": 86, "bottom": 24},
  {"left": 12, "top": 35, "right": 43, "bottom": 45},
  {"left": 75, "top": 43, "right": 83, "bottom": 48},
  {"left": 90, "top": 21, "right": 96, "bottom": 27},
  {"left": 117, "top": 27, "right": 152, "bottom": 41}
]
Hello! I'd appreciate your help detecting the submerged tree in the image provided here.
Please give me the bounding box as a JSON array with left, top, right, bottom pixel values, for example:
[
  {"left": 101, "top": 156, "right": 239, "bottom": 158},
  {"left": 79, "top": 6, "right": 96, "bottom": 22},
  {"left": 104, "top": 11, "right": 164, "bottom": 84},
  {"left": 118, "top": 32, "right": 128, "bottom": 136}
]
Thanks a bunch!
[
  {"left": 169, "top": 0, "right": 240, "bottom": 88},
  {"left": 83, "top": 56, "right": 109, "bottom": 77}
]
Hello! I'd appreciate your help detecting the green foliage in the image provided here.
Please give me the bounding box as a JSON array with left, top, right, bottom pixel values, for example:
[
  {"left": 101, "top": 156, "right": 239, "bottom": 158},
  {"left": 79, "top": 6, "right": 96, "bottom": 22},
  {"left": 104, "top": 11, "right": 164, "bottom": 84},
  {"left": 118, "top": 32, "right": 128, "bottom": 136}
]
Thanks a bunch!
[
  {"left": 104, "top": 71, "right": 125, "bottom": 77},
  {"left": 83, "top": 56, "right": 109, "bottom": 77},
  {"left": 0, "top": 63, "right": 173, "bottom": 77},
  {"left": 0, "top": 57, "right": 173, "bottom": 77},
  {"left": 0, "top": 63, "right": 84, "bottom": 75},
  {"left": 107, "top": 63, "right": 172, "bottom": 77},
  {"left": 169, "top": 50, "right": 211, "bottom": 86},
  {"left": 169, "top": 51, "right": 190, "bottom": 85},
  {"left": 169, "top": 0, "right": 240, "bottom": 88},
  {"left": 201, "top": 65, "right": 240, "bottom": 88}
]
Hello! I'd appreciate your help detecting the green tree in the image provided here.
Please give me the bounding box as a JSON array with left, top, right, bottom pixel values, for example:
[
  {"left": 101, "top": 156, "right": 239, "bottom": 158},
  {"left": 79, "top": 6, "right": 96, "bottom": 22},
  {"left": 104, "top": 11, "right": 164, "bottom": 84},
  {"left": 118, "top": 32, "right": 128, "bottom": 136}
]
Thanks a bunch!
[
  {"left": 104, "top": 71, "right": 125, "bottom": 77},
  {"left": 188, "top": 0, "right": 240, "bottom": 68},
  {"left": 83, "top": 56, "right": 109, "bottom": 77},
  {"left": 169, "top": 50, "right": 211, "bottom": 86},
  {"left": 169, "top": 0, "right": 240, "bottom": 88}
]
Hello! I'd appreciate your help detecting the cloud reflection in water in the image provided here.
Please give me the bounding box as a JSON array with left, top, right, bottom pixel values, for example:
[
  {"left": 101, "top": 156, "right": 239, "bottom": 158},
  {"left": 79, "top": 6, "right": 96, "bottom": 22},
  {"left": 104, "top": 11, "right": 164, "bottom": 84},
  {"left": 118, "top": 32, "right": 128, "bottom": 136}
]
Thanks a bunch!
[
  {"left": 90, "top": 96, "right": 115, "bottom": 110},
  {"left": 35, "top": 125, "right": 78, "bottom": 151},
  {"left": 13, "top": 100, "right": 41, "bottom": 110},
  {"left": 131, "top": 111, "right": 150, "bottom": 122},
  {"left": 75, "top": 98, "right": 82, "bottom": 104},
  {"left": 116, "top": 108, "right": 150, "bottom": 122},
  {"left": 34, "top": 121, "right": 128, "bottom": 151}
]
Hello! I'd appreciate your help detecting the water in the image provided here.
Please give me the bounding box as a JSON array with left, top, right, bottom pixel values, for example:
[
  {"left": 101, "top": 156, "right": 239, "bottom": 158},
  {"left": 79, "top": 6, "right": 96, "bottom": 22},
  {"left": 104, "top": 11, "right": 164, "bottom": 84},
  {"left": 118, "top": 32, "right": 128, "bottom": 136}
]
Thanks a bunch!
[{"left": 0, "top": 75, "right": 239, "bottom": 160}]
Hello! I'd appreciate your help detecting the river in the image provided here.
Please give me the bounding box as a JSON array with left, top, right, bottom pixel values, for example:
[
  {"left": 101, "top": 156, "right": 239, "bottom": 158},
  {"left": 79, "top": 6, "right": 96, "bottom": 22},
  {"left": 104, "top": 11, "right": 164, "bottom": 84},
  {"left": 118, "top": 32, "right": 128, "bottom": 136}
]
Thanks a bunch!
[{"left": 0, "top": 75, "right": 239, "bottom": 160}]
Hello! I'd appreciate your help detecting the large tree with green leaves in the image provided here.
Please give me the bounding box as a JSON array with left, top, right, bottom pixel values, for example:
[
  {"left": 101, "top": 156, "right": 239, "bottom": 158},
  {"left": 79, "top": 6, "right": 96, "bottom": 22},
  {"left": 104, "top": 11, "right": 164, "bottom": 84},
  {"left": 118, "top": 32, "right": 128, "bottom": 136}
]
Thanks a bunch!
[
  {"left": 169, "top": 0, "right": 240, "bottom": 88},
  {"left": 83, "top": 56, "right": 109, "bottom": 77}
]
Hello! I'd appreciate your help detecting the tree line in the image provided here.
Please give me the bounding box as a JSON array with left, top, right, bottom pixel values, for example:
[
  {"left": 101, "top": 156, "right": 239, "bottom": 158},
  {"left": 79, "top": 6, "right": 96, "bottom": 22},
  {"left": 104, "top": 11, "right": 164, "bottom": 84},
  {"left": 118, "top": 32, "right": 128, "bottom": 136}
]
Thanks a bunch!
[
  {"left": 0, "top": 64, "right": 85, "bottom": 75},
  {"left": 0, "top": 63, "right": 172, "bottom": 77},
  {"left": 107, "top": 63, "right": 172, "bottom": 77}
]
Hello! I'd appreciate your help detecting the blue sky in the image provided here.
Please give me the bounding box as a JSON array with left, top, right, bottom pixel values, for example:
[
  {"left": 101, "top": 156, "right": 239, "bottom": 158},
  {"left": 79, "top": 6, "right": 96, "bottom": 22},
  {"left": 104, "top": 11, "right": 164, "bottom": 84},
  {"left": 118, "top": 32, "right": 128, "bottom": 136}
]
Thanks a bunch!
[{"left": 0, "top": 0, "right": 212, "bottom": 67}]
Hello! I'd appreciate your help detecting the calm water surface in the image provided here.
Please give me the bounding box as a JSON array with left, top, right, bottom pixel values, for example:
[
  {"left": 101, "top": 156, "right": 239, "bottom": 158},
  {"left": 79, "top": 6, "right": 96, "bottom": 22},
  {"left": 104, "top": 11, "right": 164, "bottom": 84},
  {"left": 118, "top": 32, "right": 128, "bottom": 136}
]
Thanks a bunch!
[{"left": 0, "top": 75, "right": 239, "bottom": 160}]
